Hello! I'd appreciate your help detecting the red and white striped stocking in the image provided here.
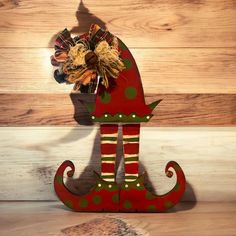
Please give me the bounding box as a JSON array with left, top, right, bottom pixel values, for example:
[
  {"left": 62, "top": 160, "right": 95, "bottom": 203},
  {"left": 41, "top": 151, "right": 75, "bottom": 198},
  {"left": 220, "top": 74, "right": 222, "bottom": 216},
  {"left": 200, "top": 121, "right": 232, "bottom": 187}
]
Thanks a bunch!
[
  {"left": 122, "top": 124, "right": 140, "bottom": 182},
  {"left": 100, "top": 124, "right": 118, "bottom": 182}
]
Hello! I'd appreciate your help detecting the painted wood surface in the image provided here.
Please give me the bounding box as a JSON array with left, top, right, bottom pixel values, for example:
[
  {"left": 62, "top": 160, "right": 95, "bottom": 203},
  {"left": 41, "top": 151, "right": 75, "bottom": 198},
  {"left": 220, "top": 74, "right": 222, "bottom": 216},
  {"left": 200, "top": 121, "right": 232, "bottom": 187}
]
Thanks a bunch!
[
  {"left": 0, "top": 202, "right": 236, "bottom": 236},
  {"left": 0, "top": 127, "right": 235, "bottom": 201},
  {"left": 0, "top": 48, "right": 236, "bottom": 94},
  {"left": 0, "top": 0, "right": 236, "bottom": 47},
  {"left": 0, "top": 93, "right": 235, "bottom": 126}
]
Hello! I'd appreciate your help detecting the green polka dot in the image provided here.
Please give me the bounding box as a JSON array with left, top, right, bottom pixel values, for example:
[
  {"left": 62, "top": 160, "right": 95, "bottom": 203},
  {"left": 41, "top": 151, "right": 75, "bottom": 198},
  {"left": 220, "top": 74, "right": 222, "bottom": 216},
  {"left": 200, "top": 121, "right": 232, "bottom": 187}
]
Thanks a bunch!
[
  {"left": 165, "top": 201, "right": 174, "bottom": 209},
  {"left": 65, "top": 200, "right": 73, "bottom": 209},
  {"left": 145, "top": 192, "right": 155, "bottom": 200},
  {"left": 55, "top": 175, "right": 63, "bottom": 184},
  {"left": 123, "top": 59, "right": 132, "bottom": 70},
  {"left": 79, "top": 198, "right": 88, "bottom": 208},
  {"left": 86, "top": 103, "right": 95, "bottom": 113},
  {"left": 174, "top": 183, "right": 180, "bottom": 191},
  {"left": 125, "top": 87, "right": 137, "bottom": 100},
  {"left": 119, "top": 39, "right": 127, "bottom": 50},
  {"left": 147, "top": 205, "right": 156, "bottom": 212},
  {"left": 112, "top": 194, "right": 119, "bottom": 203},
  {"left": 100, "top": 92, "right": 111, "bottom": 104},
  {"left": 93, "top": 195, "right": 102, "bottom": 205},
  {"left": 123, "top": 200, "right": 132, "bottom": 209}
]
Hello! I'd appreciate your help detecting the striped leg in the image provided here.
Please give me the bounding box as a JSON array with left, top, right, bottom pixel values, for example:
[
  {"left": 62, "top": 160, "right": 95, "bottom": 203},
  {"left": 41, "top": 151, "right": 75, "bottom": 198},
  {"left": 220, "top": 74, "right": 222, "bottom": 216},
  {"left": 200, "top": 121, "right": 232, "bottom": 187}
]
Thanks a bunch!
[
  {"left": 122, "top": 124, "right": 140, "bottom": 182},
  {"left": 100, "top": 124, "right": 118, "bottom": 182}
]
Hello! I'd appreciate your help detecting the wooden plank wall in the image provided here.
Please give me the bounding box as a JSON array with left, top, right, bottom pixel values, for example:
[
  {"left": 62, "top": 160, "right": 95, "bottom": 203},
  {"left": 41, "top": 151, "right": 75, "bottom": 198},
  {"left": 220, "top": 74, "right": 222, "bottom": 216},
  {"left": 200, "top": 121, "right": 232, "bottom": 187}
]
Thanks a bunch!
[{"left": 0, "top": 0, "right": 235, "bottom": 201}]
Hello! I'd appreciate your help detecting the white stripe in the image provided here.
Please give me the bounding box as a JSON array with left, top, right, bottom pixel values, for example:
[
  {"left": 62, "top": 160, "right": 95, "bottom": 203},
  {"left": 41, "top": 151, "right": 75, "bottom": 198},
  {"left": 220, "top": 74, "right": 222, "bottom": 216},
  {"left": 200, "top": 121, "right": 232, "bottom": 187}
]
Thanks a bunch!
[
  {"left": 102, "top": 178, "right": 115, "bottom": 182},
  {"left": 101, "top": 140, "right": 117, "bottom": 144},
  {"left": 125, "top": 173, "right": 139, "bottom": 177},
  {"left": 101, "top": 161, "right": 115, "bottom": 164},
  {"left": 125, "top": 161, "right": 138, "bottom": 165},
  {"left": 124, "top": 161, "right": 138, "bottom": 164},
  {"left": 123, "top": 141, "right": 139, "bottom": 144},
  {"left": 101, "top": 172, "right": 115, "bottom": 176},
  {"left": 125, "top": 179, "right": 137, "bottom": 182},
  {"left": 124, "top": 154, "right": 139, "bottom": 158},
  {"left": 123, "top": 135, "right": 139, "bottom": 138},
  {"left": 101, "top": 133, "right": 118, "bottom": 137},
  {"left": 101, "top": 154, "right": 116, "bottom": 158}
]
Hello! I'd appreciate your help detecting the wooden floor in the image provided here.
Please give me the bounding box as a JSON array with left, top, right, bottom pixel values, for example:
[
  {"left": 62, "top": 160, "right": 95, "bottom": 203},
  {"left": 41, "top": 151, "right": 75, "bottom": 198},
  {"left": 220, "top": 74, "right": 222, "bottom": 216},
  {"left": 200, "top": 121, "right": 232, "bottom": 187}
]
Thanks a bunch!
[{"left": 0, "top": 202, "right": 236, "bottom": 236}]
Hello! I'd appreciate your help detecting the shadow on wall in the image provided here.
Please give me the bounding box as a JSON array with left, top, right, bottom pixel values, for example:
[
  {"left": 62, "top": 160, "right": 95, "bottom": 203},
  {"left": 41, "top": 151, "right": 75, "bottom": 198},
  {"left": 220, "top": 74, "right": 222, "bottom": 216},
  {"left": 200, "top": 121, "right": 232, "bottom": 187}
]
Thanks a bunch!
[
  {"left": 49, "top": 0, "right": 107, "bottom": 195},
  {"left": 43, "top": 0, "right": 106, "bottom": 150},
  {"left": 169, "top": 182, "right": 197, "bottom": 212},
  {"left": 48, "top": 0, "right": 106, "bottom": 47},
  {"left": 70, "top": 0, "right": 106, "bottom": 34}
]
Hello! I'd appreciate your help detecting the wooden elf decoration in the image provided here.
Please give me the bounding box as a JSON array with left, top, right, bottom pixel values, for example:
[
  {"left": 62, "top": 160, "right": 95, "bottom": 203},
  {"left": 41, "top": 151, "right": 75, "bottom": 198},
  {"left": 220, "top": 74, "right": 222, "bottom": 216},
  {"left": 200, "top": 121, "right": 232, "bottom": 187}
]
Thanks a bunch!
[{"left": 51, "top": 24, "right": 186, "bottom": 212}]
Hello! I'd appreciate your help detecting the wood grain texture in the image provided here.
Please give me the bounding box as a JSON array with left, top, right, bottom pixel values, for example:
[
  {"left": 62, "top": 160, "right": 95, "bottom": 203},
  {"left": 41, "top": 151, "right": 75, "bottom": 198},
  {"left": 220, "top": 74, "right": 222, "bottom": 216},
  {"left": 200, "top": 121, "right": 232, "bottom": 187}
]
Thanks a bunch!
[
  {"left": 0, "top": 0, "right": 236, "bottom": 47},
  {"left": 0, "top": 202, "right": 236, "bottom": 236},
  {"left": 0, "top": 127, "right": 236, "bottom": 201},
  {"left": 1, "top": 48, "right": 236, "bottom": 93},
  {"left": 0, "top": 93, "right": 236, "bottom": 126}
]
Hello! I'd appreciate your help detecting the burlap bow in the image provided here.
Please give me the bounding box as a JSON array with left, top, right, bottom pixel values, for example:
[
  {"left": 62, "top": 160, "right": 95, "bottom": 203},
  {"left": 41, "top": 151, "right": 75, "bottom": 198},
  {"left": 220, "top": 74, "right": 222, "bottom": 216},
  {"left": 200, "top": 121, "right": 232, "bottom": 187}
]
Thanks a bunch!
[{"left": 52, "top": 27, "right": 125, "bottom": 90}]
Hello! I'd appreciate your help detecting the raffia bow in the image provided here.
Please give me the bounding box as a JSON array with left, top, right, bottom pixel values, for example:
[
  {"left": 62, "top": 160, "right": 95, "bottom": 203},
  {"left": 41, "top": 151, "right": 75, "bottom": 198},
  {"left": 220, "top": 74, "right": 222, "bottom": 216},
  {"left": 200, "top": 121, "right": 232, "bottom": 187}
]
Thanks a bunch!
[{"left": 61, "top": 36, "right": 125, "bottom": 89}]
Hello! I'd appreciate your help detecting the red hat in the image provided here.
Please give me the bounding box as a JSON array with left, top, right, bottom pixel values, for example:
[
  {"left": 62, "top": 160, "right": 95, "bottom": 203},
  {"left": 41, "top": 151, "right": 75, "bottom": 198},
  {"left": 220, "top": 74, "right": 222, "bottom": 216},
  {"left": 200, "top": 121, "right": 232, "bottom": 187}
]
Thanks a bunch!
[{"left": 88, "top": 24, "right": 161, "bottom": 123}]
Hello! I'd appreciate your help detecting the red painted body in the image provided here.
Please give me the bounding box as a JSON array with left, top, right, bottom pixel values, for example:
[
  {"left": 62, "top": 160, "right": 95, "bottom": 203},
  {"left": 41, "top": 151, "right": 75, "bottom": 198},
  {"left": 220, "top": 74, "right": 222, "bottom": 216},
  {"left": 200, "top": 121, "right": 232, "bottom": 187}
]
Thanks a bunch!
[
  {"left": 54, "top": 160, "right": 186, "bottom": 212},
  {"left": 53, "top": 24, "right": 186, "bottom": 212},
  {"left": 119, "top": 161, "right": 186, "bottom": 212},
  {"left": 92, "top": 41, "right": 153, "bottom": 119},
  {"left": 54, "top": 161, "right": 119, "bottom": 212}
]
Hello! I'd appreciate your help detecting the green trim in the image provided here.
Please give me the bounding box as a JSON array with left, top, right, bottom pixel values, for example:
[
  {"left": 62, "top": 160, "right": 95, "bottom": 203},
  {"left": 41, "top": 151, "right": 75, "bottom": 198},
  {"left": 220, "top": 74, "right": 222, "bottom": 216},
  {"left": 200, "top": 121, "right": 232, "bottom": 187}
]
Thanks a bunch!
[
  {"left": 125, "top": 156, "right": 139, "bottom": 162},
  {"left": 148, "top": 99, "right": 162, "bottom": 110},
  {"left": 123, "top": 137, "right": 139, "bottom": 142},
  {"left": 124, "top": 175, "right": 138, "bottom": 180},
  {"left": 101, "top": 157, "right": 115, "bottom": 161},
  {"left": 93, "top": 171, "right": 118, "bottom": 192},
  {"left": 121, "top": 175, "right": 145, "bottom": 190},
  {"left": 101, "top": 137, "right": 117, "bottom": 141},
  {"left": 91, "top": 113, "right": 153, "bottom": 123},
  {"left": 101, "top": 175, "right": 115, "bottom": 179}
]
